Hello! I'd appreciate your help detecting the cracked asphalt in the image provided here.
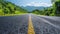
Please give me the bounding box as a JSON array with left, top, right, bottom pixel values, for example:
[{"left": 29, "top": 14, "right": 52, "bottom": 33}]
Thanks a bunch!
[{"left": 0, "top": 14, "right": 60, "bottom": 34}]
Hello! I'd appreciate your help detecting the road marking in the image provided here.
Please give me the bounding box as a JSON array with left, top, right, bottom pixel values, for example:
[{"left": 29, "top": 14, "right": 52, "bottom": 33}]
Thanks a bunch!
[{"left": 28, "top": 15, "right": 35, "bottom": 34}]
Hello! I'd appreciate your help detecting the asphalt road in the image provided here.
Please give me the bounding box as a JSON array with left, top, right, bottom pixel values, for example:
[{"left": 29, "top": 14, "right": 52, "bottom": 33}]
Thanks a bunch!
[
  {"left": 0, "top": 14, "right": 29, "bottom": 34},
  {"left": 31, "top": 14, "right": 60, "bottom": 34},
  {"left": 0, "top": 14, "right": 60, "bottom": 34}
]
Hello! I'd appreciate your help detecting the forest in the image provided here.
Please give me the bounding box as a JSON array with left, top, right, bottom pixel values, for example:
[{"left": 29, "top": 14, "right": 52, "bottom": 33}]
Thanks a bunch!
[
  {"left": 32, "top": 0, "right": 60, "bottom": 16},
  {"left": 0, "top": 0, "right": 28, "bottom": 16}
]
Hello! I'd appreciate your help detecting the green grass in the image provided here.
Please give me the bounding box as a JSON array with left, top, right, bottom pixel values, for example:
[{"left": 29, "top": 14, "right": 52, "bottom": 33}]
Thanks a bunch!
[
  {"left": 0, "top": 0, "right": 28, "bottom": 16},
  {"left": 0, "top": 13, "right": 28, "bottom": 16}
]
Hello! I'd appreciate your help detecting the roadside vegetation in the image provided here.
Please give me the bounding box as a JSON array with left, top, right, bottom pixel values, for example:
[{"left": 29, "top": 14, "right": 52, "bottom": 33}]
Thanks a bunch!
[
  {"left": 0, "top": 0, "right": 28, "bottom": 16},
  {"left": 0, "top": 0, "right": 60, "bottom": 16},
  {"left": 31, "top": 0, "right": 60, "bottom": 16}
]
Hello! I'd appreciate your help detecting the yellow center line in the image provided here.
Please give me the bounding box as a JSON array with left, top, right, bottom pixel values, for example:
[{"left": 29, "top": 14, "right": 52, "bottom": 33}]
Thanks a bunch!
[{"left": 28, "top": 15, "right": 35, "bottom": 34}]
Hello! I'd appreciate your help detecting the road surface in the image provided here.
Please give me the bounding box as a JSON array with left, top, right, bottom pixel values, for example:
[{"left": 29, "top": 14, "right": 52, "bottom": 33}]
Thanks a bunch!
[{"left": 0, "top": 14, "right": 60, "bottom": 34}]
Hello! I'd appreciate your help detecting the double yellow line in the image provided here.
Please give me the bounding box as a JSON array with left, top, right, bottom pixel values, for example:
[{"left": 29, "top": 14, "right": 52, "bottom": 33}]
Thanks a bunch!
[{"left": 28, "top": 15, "right": 35, "bottom": 34}]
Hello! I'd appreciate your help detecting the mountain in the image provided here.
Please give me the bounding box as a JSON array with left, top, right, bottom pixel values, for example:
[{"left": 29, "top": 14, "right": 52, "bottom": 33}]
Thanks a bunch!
[
  {"left": 21, "top": 6, "right": 45, "bottom": 12},
  {"left": 0, "top": 0, "right": 27, "bottom": 15}
]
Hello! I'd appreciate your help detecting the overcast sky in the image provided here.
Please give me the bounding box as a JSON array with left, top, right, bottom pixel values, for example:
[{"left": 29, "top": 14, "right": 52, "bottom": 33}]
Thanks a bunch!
[{"left": 7, "top": 0, "right": 52, "bottom": 7}]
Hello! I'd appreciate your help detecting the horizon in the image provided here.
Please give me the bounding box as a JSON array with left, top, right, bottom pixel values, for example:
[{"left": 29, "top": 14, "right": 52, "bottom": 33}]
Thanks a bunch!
[{"left": 6, "top": 0, "right": 52, "bottom": 7}]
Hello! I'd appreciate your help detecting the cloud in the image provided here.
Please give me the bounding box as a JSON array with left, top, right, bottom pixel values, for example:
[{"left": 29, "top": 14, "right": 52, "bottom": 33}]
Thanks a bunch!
[{"left": 25, "top": 2, "right": 52, "bottom": 7}]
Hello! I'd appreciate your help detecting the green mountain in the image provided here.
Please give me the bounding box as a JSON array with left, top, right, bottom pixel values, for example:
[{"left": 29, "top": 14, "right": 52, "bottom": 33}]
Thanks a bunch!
[
  {"left": 0, "top": 0, "right": 27, "bottom": 15},
  {"left": 21, "top": 6, "right": 45, "bottom": 12}
]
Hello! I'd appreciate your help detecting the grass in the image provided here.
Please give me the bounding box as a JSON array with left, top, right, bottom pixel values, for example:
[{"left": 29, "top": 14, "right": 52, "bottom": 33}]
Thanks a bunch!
[{"left": 0, "top": 13, "right": 28, "bottom": 16}]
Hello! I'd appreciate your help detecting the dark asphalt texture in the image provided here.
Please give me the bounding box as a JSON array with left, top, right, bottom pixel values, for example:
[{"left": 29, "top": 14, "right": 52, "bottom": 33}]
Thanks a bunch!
[
  {"left": 0, "top": 14, "right": 29, "bottom": 34},
  {"left": 0, "top": 14, "right": 60, "bottom": 34},
  {"left": 31, "top": 14, "right": 60, "bottom": 34}
]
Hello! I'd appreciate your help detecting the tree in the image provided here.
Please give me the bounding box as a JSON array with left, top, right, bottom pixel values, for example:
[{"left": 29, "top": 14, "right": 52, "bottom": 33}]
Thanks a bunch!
[
  {"left": 51, "top": 0, "right": 56, "bottom": 3},
  {"left": 52, "top": 0, "right": 60, "bottom": 16}
]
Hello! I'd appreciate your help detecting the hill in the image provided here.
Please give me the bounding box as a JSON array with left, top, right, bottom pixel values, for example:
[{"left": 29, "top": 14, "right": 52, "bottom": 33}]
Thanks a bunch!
[
  {"left": 0, "top": 0, "right": 27, "bottom": 15},
  {"left": 21, "top": 6, "right": 45, "bottom": 12}
]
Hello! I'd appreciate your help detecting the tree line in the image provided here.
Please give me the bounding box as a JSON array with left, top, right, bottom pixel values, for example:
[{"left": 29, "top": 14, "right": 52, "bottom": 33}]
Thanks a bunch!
[
  {"left": 0, "top": 0, "right": 28, "bottom": 15},
  {"left": 32, "top": 0, "right": 60, "bottom": 16}
]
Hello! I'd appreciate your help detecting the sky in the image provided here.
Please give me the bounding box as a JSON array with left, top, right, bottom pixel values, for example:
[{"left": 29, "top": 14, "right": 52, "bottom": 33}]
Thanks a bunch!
[{"left": 7, "top": 0, "right": 52, "bottom": 7}]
